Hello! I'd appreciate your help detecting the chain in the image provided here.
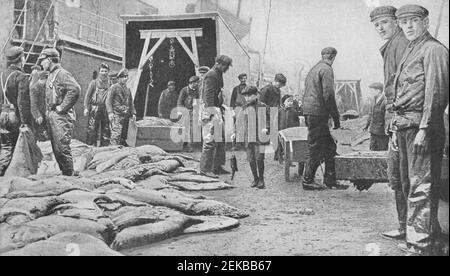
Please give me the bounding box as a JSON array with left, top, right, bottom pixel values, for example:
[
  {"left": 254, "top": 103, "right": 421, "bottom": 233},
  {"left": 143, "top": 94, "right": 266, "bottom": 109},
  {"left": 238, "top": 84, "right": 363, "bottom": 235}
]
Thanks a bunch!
[
  {"left": 148, "top": 56, "right": 154, "bottom": 88},
  {"left": 169, "top": 38, "right": 176, "bottom": 69}
]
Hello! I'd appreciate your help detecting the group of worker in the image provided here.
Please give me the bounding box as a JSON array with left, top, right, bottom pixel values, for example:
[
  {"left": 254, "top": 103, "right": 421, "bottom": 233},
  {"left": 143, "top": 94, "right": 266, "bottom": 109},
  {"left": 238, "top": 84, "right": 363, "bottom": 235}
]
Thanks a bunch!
[
  {"left": 0, "top": 46, "right": 137, "bottom": 177},
  {"left": 364, "top": 4, "right": 448, "bottom": 256}
]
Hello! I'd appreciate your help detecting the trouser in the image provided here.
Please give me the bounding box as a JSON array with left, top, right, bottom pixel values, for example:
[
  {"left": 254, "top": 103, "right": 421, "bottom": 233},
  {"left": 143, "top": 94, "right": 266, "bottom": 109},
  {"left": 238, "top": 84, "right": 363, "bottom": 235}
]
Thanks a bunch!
[
  {"left": 370, "top": 133, "right": 389, "bottom": 151},
  {"left": 87, "top": 105, "right": 110, "bottom": 147},
  {"left": 47, "top": 111, "right": 74, "bottom": 176},
  {"left": 247, "top": 143, "right": 265, "bottom": 180},
  {"left": 303, "top": 115, "right": 337, "bottom": 185},
  {"left": 388, "top": 135, "right": 407, "bottom": 233},
  {"left": 200, "top": 119, "right": 226, "bottom": 173},
  {"left": 110, "top": 114, "right": 130, "bottom": 146},
  {"left": 397, "top": 127, "right": 444, "bottom": 255},
  {"left": 0, "top": 129, "right": 19, "bottom": 176}
]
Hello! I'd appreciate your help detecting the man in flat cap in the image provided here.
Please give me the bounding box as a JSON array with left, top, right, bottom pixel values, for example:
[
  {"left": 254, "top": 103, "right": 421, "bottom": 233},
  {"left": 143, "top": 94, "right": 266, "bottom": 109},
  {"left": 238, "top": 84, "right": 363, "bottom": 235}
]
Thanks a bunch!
[
  {"left": 199, "top": 55, "right": 233, "bottom": 177},
  {"left": 178, "top": 76, "right": 200, "bottom": 151},
  {"left": 364, "top": 82, "right": 389, "bottom": 151},
  {"left": 38, "top": 47, "right": 81, "bottom": 176},
  {"left": 0, "top": 46, "right": 33, "bottom": 175},
  {"left": 230, "top": 73, "right": 248, "bottom": 109},
  {"left": 106, "top": 68, "right": 136, "bottom": 146},
  {"left": 260, "top": 73, "right": 287, "bottom": 108},
  {"left": 391, "top": 4, "right": 449, "bottom": 256},
  {"left": 158, "top": 81, "right": 179, "bottom": 120},
  {"left": 109, "top": 71, "right": 119, "bottom": 86},
  {"left": 302, "top": 47, "right": 347, "bottom": 191},
  {"left": 198, "top": 66, "right": 210, "bottom": 79},
  {"left": 370, "top": 5, "right": 410, "bottom": 242},
  {"left": 84, "top": 63, "right": 111, "bottom": 147}
]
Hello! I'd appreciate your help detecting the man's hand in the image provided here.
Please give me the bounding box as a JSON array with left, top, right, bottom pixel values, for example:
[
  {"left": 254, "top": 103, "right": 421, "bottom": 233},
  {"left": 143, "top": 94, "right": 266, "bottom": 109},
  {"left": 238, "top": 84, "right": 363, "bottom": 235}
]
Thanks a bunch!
[
  {"left": 83, "top": 109, "right": 89, "bottom": 117},
  {"left": 390, "top": 132, "right": 399, "bottom": 152},
  {"left": 108, "top": 114, "right": 114, "bottom": 123},
  {"left": 230, "top": 133, "right": 236, "bottom": 142},
  {"left": 20, "top": 124, "right": 28, "bottom": 129},
  {"left": 413, "top": 129, "right": 429, "bottom": 155},
  {"left": 36, "top": 116, "right": 44, "bottom": 125},
  {"left": 56, "top": 106, "right": 63, "bottom": 114},
  {"left": 261, "top": 128, "right": 269, "bottom": 135},
  {"left": 131, "top": 115, "right": 136, "bottom": 122}
]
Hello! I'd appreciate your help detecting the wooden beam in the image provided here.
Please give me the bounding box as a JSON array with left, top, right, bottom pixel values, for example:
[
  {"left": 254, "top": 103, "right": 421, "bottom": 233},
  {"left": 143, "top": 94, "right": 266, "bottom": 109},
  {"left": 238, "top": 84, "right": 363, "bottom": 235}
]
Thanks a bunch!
[
  {"left": 140, "top": 29, "right": 203, "bottom": 39},
  {"left": 141, "top": 35, "right": 167, "bottom": 69},
  {"left": 190, "top": 30, "right": 200, "bottom": 75},
  {"left": 132, "top": 31, "right": 152, "bottom": 100},
  {"left": 175, "top": 35, "right": 198, "bottom": 67}
]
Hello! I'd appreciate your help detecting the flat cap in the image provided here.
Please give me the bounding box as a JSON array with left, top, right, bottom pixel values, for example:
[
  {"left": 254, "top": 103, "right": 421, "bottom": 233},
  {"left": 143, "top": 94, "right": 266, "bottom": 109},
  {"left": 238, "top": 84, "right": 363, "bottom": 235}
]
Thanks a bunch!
[
  {"left": 37, "top": 48, "right": 60, "bottom": 60},
  {"left": 241, "top": 86, "right": 259, "bottom": 95},
  {"left": 396, "top": 4, "right": 429, "bottom": 19},
  {"left": 189, "top": 76, "right": 200, "bottom": 83},
  {"left": 216, "top": 55, "right": 233, "bottom": 66},
  {"left": 168, "top": 80, "right": 176, "bottom": 86},
  {"left": 370, "top": 6, "right": 397, "bottom": 22},
  {"left": 321, "top": 47, "right": 338, "bottom": 56},
  {"left": 5, "top": 46, "right": 24, "bottom": 63},
  {"left": 238, "top": 73, "right": 248, "bottom": 80},
  {"left": 369, "top": 82, "right": 384, "bottom": 91},
  {"left": 281, "top": 94, "right": 293, "bottom": 104},
  {"left": 198, "top": 66, "right": 210, "bottom": 74},
  {"left": 275, "top": 73, "right": 287, "bottom": 85},
  {"left": 117, "top": 68, "right": 129, "bottom": 78},
  {"left": 108, "top": 71, "right": 118, "bottom": 78}
]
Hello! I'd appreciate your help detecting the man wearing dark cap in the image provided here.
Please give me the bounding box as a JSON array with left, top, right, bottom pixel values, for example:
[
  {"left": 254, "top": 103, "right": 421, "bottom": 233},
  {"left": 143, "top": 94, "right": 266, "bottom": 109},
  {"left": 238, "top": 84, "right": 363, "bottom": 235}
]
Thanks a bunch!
[
  {"left": 38, "top": 47, "right": 81, "bottom": 176},
  {"left": 0, "top": 46, "right": 33, "bottom": 175},
  {"left": 230, "top": 73, "right": 248, "bottom": 109},
  {"left": 106, "top": 68, "right": 136, "bottom": 146},
  {"left": 302, "top": 47, "right": 347, "bottom": 191},
  {"left": 370, "top": 5, "right": 410, "bottom": 242},
  {"left": 390, "top": 4, "right": 449, "bottom": 256},
  {"left": 259, "top": 73, "right": 287, "bottom": 108},
  {"left": 158, "top": 81, "right": 179, "bottom": 120},
  {"left": 198, "top": 66, "right": 210, "bottom": 78},
  {"left": 178, "top": 76, "right": 200, "bottom": 151},
  {"left": 364, "top": 82, "right": 389, "bottom": 151},
  {"left": 84, "top": 63, "right": 111, "bottom": 147},
  {"left": 199, "top": 55, "right": 233, "bottom": 177},
  {"left": 236, "top": 86, "right": 270, "bottom": 189}
]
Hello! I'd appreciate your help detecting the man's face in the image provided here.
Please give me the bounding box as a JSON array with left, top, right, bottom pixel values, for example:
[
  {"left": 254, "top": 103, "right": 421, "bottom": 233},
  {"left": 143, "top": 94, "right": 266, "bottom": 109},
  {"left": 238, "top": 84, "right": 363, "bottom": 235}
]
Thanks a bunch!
[
  {"left": 274, "top": 81, "right": 285, "bottom": 89},
  {"left": 399, "top": 16, "right": 429, "bottom": 41},
  {"left": 168, "top": 84, "right": 176, "bottom": 92},
  {"left": 119, "top": 76, "right": 128, "bottom": 84},
  {"left": 373, "top": 17, "right": 398, "bottom": 40},
  {"left": 284, "top": 97, "right": 294, "bottom": 108},
  {"left": 240, "top": 76, "right": 247, "bottom": 85},
  {"left": 220, "top": 64, "right": 231, "bottom": 73},
  {"left": 99, "top": 68, "right": 109, "bottom": 79},
  {"left": 190, "top": 81, "right": 199, "bottom": 90},
  {"left": 40, "top": 58, "right": 51, "bottom": 71}
]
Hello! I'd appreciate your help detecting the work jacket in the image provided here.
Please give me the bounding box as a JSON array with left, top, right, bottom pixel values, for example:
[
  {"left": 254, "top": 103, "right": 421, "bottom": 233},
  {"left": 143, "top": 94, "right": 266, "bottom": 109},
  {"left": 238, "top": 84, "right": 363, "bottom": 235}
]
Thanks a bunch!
[
  {"left": 177, "top": 86, "right": 199, "bottom": 111},
  {"left": 106, "top": 82, "right": 136, "bottom": 117},
  {"left": 380, "top": 28, "right": 409, "bottom": 110},
  {"left": 30, "top": 71, "right": 48, "bottom": 121},
  {"left": 302, "top": 60, "right": 340, "bottom": 123},
  {"left": 230, "top": 84, "right": 247, "bottom": 108},
  {"left": 158, "top": 89, "right": 179, "bottom": 119},
  {"left": 365, "top": 94, "right": 387, "bottom": 136},
  {"left": 0, "top": 64, "right": 32, "bottom": 125},
  {"left": 84, "top": 77, "right": 110, "bottom": 110},
  {"left": 393, "top": 31, "right": 449, "bottom": 131},
  {"left": 259, "top": 84, "right": 281, "bottom": 108},
  {"left": 278, "top": 106, "right": 300, "bottom": 131},
  {"left": 45, "top": 64, "right": 80, "bottom": 115},
  {"left": 202, "top": 66, "right": 224, "bottom": 109}
]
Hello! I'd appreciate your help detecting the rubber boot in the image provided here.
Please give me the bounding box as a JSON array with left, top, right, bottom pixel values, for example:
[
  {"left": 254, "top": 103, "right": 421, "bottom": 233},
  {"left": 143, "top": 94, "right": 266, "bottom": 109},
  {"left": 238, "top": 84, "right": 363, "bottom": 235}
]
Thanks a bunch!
[
  {"left": 257, "top": 159, "right": 265, "bottom": 189},
  {"left": 250, "top": 161, "right": 259, "bottom": 188}
]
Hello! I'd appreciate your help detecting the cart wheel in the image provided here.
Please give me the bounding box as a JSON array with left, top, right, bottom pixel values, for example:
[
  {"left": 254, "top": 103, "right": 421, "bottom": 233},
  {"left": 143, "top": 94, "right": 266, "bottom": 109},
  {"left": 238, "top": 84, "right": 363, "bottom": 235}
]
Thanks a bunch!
[
  {"left": 285, "top": 156, "right": 292, "bottom": 182},
  {"left": 298, "top": 163, "right": 305, "bottom": 177}
]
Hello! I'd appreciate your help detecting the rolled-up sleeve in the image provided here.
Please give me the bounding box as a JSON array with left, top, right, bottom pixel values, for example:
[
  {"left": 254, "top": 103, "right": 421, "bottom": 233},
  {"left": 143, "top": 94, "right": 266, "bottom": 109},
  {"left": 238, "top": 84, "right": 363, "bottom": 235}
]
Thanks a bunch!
[{"left": 420, "top": 45, "right": 449, "bottom": 129}]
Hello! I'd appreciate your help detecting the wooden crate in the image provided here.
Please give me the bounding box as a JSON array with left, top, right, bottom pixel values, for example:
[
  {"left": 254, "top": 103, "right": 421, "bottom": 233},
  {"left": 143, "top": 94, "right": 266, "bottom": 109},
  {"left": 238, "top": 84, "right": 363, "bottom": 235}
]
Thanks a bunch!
[{"left": 127, "top": 120, "right": 184, "bottom": 152}]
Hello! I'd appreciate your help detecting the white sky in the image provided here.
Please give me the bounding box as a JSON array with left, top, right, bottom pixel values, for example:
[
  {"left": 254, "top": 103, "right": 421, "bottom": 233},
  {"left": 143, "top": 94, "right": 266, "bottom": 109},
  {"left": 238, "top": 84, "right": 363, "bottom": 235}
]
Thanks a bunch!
[{"left": 143, "top": 0, "right": 449, "bottom": 96}]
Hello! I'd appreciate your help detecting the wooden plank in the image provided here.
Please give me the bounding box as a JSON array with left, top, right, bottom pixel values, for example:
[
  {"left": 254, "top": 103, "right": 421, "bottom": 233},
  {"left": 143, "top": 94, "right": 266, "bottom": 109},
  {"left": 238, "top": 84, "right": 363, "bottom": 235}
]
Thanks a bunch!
[
  {"left": 134, "top": 31, "right": 151, "bottom": 113},
  {"left": 190, "top": 30, "right": 200, "bottom": 75},
  {"left": 141, "top": 35, "right": 167, "bottom": 69},
  {"left": 175, "top": 35, "right": 198, "bottom": 67},
  {"left": 140, "top": 29, "right": 203, "bottom": 39}
]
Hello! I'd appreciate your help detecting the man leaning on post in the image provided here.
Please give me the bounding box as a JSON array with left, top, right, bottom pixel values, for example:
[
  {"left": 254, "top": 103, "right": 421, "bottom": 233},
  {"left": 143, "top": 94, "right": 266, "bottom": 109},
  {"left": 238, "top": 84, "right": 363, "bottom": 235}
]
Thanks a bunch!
[{"left": 390, "top": 5, "right": 449, "bottom": 256}]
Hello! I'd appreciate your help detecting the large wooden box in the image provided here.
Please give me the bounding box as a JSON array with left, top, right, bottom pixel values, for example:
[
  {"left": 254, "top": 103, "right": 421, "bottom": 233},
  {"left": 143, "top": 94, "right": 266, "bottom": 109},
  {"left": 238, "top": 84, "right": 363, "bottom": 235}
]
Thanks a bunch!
[{"left": 127, "top": 120, "right": 184, "bottom": 152}]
